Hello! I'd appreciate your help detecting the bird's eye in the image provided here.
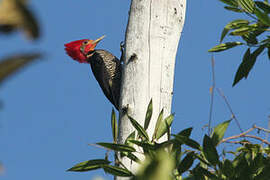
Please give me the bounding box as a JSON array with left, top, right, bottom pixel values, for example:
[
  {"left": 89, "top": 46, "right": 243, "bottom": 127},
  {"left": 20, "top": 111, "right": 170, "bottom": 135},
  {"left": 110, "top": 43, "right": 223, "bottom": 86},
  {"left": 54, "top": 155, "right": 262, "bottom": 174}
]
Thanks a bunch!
[{"left": 83, "top": 41, "right": 88, "bottom": 45}]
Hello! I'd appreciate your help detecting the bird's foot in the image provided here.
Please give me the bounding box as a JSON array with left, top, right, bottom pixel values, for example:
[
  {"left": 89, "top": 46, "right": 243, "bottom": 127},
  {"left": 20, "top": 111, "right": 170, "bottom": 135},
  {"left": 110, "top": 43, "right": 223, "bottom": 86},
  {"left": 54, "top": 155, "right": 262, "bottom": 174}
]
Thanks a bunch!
[
  {"left": 120, "top": 41, "right": 125, "bottom": 53},
  {"left": 120, "top": 41, "right": 125, "bottom": 64}
]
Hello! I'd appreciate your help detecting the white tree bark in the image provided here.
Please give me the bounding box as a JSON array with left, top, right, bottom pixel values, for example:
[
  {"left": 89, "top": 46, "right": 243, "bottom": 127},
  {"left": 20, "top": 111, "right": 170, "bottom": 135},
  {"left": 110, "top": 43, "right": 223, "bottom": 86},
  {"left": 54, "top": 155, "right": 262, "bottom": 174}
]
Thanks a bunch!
[{"left": 117, "top": 0, "right": 186, "bottom": 179}]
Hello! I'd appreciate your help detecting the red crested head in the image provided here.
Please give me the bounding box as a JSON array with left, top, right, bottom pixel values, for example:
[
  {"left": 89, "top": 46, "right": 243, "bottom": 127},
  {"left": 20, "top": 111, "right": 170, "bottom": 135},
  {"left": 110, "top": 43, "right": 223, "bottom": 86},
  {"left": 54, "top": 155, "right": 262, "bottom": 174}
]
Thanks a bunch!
[
  {"left": 64, "top": 35, "right": 105, "bottom": 63},
  {"left": 64, "top": 39, "right": 88, "bottom": 63}
]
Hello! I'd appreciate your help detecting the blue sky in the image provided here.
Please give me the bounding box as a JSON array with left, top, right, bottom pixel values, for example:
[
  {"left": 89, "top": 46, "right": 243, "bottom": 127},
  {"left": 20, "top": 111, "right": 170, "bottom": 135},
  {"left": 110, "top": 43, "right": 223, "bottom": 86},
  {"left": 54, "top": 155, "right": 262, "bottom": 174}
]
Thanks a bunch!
[{"left": 1, "top": 0, "right": 270, "bottom": 180}]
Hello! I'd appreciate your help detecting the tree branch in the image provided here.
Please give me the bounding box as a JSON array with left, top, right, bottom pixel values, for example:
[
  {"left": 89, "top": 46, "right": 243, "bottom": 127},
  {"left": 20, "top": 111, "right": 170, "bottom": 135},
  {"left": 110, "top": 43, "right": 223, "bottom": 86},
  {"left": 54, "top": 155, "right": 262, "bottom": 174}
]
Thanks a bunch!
[
  {"left": 216, "top": 88, "right": 243, "bottom": 133},
  {"left": 219, "top": 125, "right": 270, "bottom": 146}
]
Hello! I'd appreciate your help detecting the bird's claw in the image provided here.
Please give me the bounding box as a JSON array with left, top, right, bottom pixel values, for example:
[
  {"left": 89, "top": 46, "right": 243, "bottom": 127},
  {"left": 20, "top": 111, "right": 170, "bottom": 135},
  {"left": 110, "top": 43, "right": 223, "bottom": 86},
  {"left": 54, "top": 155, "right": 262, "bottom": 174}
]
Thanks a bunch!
[
  {"left": 120, "top": 41, "right": 125, "bottom": 52},
  {"left": 120, "top": 41, "right": 125, "bottom": 64}
]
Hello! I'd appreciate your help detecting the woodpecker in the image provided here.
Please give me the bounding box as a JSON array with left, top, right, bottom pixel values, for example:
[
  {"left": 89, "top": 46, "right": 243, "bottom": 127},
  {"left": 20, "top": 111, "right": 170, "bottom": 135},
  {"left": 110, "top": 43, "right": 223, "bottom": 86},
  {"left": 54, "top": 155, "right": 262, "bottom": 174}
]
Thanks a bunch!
[{"left": 64, "top": 36, "right": 122, "bottom": 110}]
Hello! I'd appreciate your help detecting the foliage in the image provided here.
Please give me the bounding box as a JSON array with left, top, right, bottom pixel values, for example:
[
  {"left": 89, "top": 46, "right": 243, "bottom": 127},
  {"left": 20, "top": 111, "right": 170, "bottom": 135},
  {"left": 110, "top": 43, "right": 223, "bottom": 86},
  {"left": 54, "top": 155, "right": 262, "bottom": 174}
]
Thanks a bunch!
[
  {"left": 209, "top": 0, "right": 270, "bottom": 86},
  {"left": 68, "top": 100, "right": 270, "bottom": 179},
  {"left": 0, "top": 0, "right": 39, "bottom": 40},
  {"left": 0, "top": 0, "right": 41, "bottom": 87},
  {"left": 0, "top": 53, "right": 41, "bottom": 85},
  {"left": 0, "top": 0, "right": 41, "bottom": 172}
]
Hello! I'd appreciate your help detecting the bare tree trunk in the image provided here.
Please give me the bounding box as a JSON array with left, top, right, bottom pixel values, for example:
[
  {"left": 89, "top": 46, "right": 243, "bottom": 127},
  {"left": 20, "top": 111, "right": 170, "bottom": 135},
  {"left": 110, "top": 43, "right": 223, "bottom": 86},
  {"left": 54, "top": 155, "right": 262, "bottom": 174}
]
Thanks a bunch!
[{"left": 116, "top": 0, "right": 186, "bottom": 179}]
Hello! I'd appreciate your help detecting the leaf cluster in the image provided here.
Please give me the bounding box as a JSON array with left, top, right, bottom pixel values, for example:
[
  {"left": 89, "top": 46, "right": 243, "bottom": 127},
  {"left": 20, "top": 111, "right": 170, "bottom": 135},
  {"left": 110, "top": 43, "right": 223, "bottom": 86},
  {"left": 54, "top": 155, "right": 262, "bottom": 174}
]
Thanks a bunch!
[
  {"left": 0, "top": 0, "right": 39, "bottom": 39},
  {"left": 68, "top": 100, "right": 270, "bottom": 179},
  {"left": 209, "top": 0, "right": 270, "bottom": 86},
  {"left": 0, "top": 0, "right": 42, "bottom": 172},
  {"left": 0, "top": 0, "right": 41, "bottom": 87}
]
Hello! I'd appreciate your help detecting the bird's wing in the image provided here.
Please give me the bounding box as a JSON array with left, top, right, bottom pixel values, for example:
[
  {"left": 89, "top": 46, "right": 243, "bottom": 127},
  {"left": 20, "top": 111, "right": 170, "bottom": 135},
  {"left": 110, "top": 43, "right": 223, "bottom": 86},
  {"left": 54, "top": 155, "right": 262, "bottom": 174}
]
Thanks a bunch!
[{"left": 89, "top": 50, "right": 121, "bottom": 110}]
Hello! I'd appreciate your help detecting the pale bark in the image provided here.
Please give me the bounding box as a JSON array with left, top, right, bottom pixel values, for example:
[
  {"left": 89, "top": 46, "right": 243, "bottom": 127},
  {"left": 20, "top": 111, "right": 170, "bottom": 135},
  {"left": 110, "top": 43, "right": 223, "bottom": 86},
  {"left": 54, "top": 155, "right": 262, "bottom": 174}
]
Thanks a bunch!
[{"left": 117, "top": 0, "right": 186, "bottom": 179}]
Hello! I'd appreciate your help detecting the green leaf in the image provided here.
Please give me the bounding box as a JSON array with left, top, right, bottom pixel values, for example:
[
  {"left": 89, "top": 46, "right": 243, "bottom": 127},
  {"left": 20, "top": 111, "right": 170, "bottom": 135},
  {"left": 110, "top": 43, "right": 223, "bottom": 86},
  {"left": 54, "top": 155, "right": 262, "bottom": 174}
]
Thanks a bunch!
[
  {"left": 158, "top": 139, "right": 175, "bottom": 149},
  {"left": 190, "top": 163, "right": 204, "bottom": 179},
  {"left": 0, "top": 53, "right": 41, "bottom": 84},
  {"left": 208, "top": 42, "right": 243, "bottom": 52},
  {"left": 238, "top": 0, "right": 255, "bottom": 13},
  {"left": 260, "top": 36, "right": 270, "bottom": 44},
  {"left": 242, "top": 32, "right": 258, "bottom": 45},
  {"left": 224, "top": 6, "right": 243, "bottom": 12},
  {"left": 177, "top": 127, "right": 193, "bottom": 137},
  {"left": 103, "top": 165, "right": 133, "bottom": 177},
  {"left": 128, "top": 116, "right": 149, "bottom": 141},
  {"left": 219, "top": 0, "right": 238, "bottom": 7},
  {"left": 96, "top": 142, "right": 135, "bottom": 152},
  {"left": 193, "top": 154, "right": 212, "bottom": 167},
  {"left": 232, "top": 153, "right": 250, "bottom": 177},
  {"left": 222, "top": 159, "right": 234, "bottom": 178},
  {"left": 233, "top": 48, "right": 251, "bottom": 86},
  {"left": 172, "top": 144, "right": 182, "bottom": 163},
  {"left": 211, "top": 120, "right": 232, "bottom": 146},
  {"left": 244, "top": 47, "right": 264, "bottom": 78},
  {"left": 152, "top": 109, "right": 164, "bottom": 140},
  {"left": 173, "top": 128, "right": 193, "bottom": 159},
  {"left": 196, "top": 166, "right": 218, "bottom": 179},
  {"left": 154, "top": 113, "right": 174, "bottom": 140},
  {"left": 0, "top": 0, "right": 40, "bottom": 39},
  {"left": 255, "top": 163, "right": 270, "bottom": 179},
  {"left": 177, "top": 152, "right": 195, "bottom": 174},
  {"left": 255, "top": 1, "right": 270, "bottom": 14},
  {"left": 174, "top": 134, "right": 201, "bottom": 150},
  {"left": 125, "top": 152, "right": 140, "bottom": 163},
  {"left": 67, "top": 159, "right": 110, "bottom": 172},
  {"left": 233, "top": 46, "right": 265, "bottom": 86},
  {"left": 254, "top": 8, "right": 270, "bottom": 26},
  {"left": 135, "top": 150, "right": 175, "bottom": 180},
  {"left": 203, "top": 135, "right": 219, "bottom": 166},
  {"left": 166, "top": 119, "right": 171, "bottom": 140},
  {"left": 111, "top": 109, "right": 117, "bottom": 143},
  {"left": 229, "top": 26, "right": 251, "bottom": 36},
  {"left": 125, "top": 131, "right": 135, "bottom": 147},
  {"left": 144, "top": 99, "right": 153, "bottom": 130},
  {"left": 220, "top": 19, "right": 249, "bottom": 42},
  {"left": 129, "top": 140, "right": 156, "bottom": 151}
]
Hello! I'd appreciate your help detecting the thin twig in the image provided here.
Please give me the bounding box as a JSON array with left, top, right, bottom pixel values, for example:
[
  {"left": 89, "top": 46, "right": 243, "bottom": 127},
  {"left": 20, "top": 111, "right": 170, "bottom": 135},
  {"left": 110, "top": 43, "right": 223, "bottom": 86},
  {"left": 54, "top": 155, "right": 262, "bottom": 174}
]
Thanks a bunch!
[
  {"left": 216, "top": 88, "right": 243, "bottom": 133},
  {"left": 88, "top": 143, "right": 109, "bottom": 150},
  {"left": 223, "top": 140, "right": 251, "bottom": 145},
  {"left": 244, "top": 135, "right": 270, "bottom": 146},
  {"left": 208, "top": 55, "right": 215, "bottom": 136},
  {"left": 253, "top": 124, "right": 270, "bottom": 133},
  {"left": 220, "top": 127, "right": 254, "bottom": 144},
  {"left": 219, "top": 126, "right": 270, "bottom": 146},
  {"left": 223, "top": 135, "right": 270, "bottom": 146}
]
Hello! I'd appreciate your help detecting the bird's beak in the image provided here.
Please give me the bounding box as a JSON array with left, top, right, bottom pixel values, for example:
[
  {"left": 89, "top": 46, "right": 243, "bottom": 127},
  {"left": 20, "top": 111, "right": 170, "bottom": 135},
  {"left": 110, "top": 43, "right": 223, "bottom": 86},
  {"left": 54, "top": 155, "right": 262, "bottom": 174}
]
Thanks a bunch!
[{"left": 92, "top": 35, "right": 105, "bottom": 45}]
